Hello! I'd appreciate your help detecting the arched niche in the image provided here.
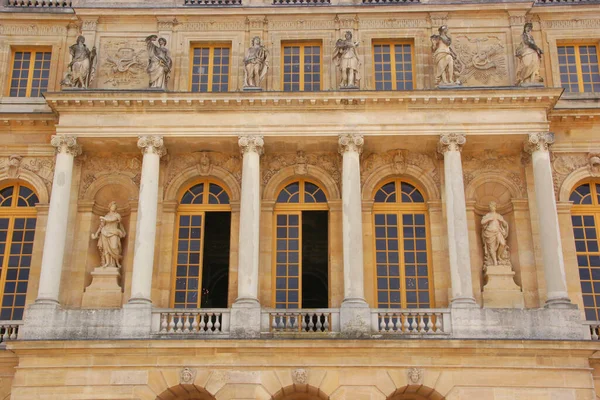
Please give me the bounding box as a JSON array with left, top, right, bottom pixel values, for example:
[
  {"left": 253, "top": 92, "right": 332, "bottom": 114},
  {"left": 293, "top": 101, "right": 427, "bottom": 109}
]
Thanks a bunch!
[
  {"left": 263, "top": 165, "right": 340, "bottom": 202},
  {"left": 272, "top": 384, "right": 329, "bottom": 400},
  {"left": 164, "top": 165, "right": 240, "bottom": 203},
  {"left": 156, "top": 384, "right": 216, "bottom": 400},
  {"left": 464, "top": 173, "right": 523, "bottom": 212},
  {"left": 362, "top": 164, "right": 440, "bottom": 202},
  {"left": 387, "top": 385, "right": 445, "bottom": 400}
]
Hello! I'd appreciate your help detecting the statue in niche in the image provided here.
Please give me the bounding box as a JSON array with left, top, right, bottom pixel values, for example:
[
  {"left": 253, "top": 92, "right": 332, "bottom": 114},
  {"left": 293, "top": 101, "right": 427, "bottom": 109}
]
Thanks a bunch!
[
  {"left": 91, "top": 201, "right": 127, "bottom": 269},
  {"left": 481, "top": 201, "right": 510, "bottom": 268},
  {"left": 61, "top": 35, "right": 97, "bottom": 89},
  {"left": 430, "top": 26, "right": 462, "bottom": 87},
  {"left": 145, "top": 35, "right": 172, "bottom": 89},
  {"left": 515, "top": 23, "right": 544, "bottom": 86},
  {"left": 333, "top": 31, "right": 360, "bottom": 89},
  {"left": 243, "top": 36, "right": 269, "bottom": 89}
]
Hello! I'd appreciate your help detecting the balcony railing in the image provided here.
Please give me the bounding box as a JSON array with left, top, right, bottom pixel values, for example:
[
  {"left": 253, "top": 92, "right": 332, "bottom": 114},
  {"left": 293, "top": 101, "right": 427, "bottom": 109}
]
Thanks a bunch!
[
  {"left": 371, "top": 309, "right": 451, "bottom": 335},
  {"left": 263, "top": 309, "right": 339, "bottom": 333},
  {"left": 152, "top": 309, "right": 230, "bottom": 335},
  {"left": 583, "top": 321, "right": 600, "bottom": 340},
  {"left": 6, "top": 0, "right": 72, "bottom": 7},
  {"left": 0, "top": 321, "right": 22, "bottom": 344}
]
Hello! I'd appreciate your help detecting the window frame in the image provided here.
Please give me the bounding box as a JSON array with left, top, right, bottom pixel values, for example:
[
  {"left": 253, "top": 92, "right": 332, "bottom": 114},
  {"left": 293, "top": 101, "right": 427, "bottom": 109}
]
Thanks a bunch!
[
  {"left": 371, "top": 40, "right": 415, "bottom": 91},
  {"left": 372, "top": 178, "right": 434, "bottom": 309},
  {"left": 272, "top": 179, "right": 329, "bottom": 309},
  {"left": 557, "top": 42, "right": 600, "bottom": 93},
  {"left": 170, "top": 179, "right": 232, "bottom": 309},
  {"left": 280, "top": 41, "right": 323, "bottom": 92},
  {"left": 6, "top": 47, "right": 52, "bottom": 98},
  {"left": 189, "top": 43, "right": 232, "bottom": 93}
]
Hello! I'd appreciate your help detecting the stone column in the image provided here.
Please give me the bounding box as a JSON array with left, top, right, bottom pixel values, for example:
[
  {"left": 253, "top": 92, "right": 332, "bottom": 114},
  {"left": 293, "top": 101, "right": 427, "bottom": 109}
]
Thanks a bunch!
[
  {"left": 35, "top": 136, "right": 81, "bottom": 304},
  {"left": 437, "top": 133, "right": 477, "bottom": 308},
  {"left": 230, "top": 135, "right": 264, "bottom": 338},
  {"left": 338, "top": 134, "right": 370, "bottom": 336},
  {"left": 128, "top": 136, "right": 166, "bottom": 304},
  {"left": 525, "top": 132, "right": 573, "bottom": 308}
]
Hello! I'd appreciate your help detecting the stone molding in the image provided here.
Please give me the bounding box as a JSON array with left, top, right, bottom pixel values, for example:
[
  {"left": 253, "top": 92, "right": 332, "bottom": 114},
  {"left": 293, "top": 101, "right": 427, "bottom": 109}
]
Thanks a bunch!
[
  {"left": 338, "top": 134, "right": 364, "bottom": 154},
  {"left": 437, "top": 133, "right": 466, "bottom": 154},
  {"left": 238, "top": 135, "right": 264, "bottom": 155},
  {"left": 138, "top": 136, "right": 167, "bottom": 157},
  {"left": 525, "top": 132, "right": 555, "bottom": 153},
  {"left": 51, "top": 135, "right": 82, "bottom": 157}
]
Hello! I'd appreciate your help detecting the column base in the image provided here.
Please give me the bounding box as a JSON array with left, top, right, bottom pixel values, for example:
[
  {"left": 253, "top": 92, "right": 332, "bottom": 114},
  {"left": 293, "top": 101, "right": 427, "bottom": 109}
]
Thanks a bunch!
[
  {"left": 450, "top": 296, "right": 478, "bottom": 308},
  {"left": 127, "top": 294, "right": 152, "bottom": 306},
  {"left": 544, "top": 297, "right": 577, "bottom": 309},
  {"left": 230, "top": 297, "right": 261, "bottom": 338},
  {"left": 340, "top": 297, "right": 370, "bottom": 337},
  {"left": 33, "top": 297, "right": 60, "bottom": 305}
]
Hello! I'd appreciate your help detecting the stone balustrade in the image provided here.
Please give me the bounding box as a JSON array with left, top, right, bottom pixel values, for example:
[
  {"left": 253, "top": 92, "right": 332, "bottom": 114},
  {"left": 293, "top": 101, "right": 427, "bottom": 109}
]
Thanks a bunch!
[
  {"left": 0, "top": 321, "right": 22, "bottom": 344},
  {"left": 152, "top": 309, "right": 230, "bottom": 335},
  {"left": 372, "top": 309, "right": 451, "bottom": 335},
  {"left": 263, "top": 309, "right": 339, "bottom": 333},
  {"left": 583, "top": 321, "right": 600, "bottom": 340}
]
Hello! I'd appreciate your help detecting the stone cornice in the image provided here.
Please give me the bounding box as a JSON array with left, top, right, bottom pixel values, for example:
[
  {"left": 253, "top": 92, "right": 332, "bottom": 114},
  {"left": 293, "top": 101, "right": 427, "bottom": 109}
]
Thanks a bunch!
[{"left": 44, "top": 88, "right": 563, "bottom": 114}]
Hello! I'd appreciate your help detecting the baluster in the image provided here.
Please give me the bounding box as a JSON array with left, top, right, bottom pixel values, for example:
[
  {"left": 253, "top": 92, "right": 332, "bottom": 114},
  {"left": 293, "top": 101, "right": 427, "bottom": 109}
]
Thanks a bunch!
[
  {"left": 271, "top": 314, "right": 278, "bottom": 331},
  {"left": 402, "top": 313, "right": 410, "bottom": 333},
  {"left": 160, "top": 313, "right": 168, "bottom": 333},
  {"left": 302, "top": 313, "right": 308, "bottom": 332},
  {"left": 418, "top": 313, "right": 426, "bottom": 333},
  {"left": 1, "top": 326, "right": 8, "bottom": 342},
  {"left": 291, "top": 313, "right": 299, "bottom": 330},
  {"left": 308, "top": 313, "right": 315, "bottom": 332},
  {"left": 426, "top": 314, "right": 434, "bottom": 333},
  {"left": 323, "top": 314, "right": 330, "bottom": 331},
  {"left": 191, "top": 313, "right": 199, "bottom": 333},
  {"left": 10, "top": 325, "right": 17, "bottom": 340},
  {"left": 592, "top": 325, "right": 599, "bottom": 340},
  {"left": 168, "top": 314, "right": 175, "bottom": 333},
  {"left": 175, "top": 313, "right": 183, "bottom": 333},
  {"left": 214, "top": 313, "right": 221, "bottom": 332},
  {"left": 435, "top": 313, "right": 443, "bottom": 333},
  {"left": 385, "top": 313, "right": 392, "bottom": 331},
  {"left": 316, "top": 313, "right": 323, "bottom": 332},
  {"left": 379, "top": 314, "right": 386, "bottom": 332},
  {"left": 392, "top": 314, "right": 399, "bottom": 331},
  {"left": 205, "top": 313, "right": 213, "bottom": 333},
  {"left": 410, "top": 313, "right": 418, "bottom": 332},
  {"left": 183, "top": 313, "right": 191, "bottom": 333},
  {"left": 199, "top": 313, "right": 206, "bottom": 332}
]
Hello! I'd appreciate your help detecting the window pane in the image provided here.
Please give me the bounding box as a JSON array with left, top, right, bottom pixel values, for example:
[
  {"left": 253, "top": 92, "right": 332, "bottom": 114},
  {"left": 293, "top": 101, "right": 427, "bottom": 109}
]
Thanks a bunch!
[
  {"left": 174, "top": 214, "right": 203, "bottom": 308},
  {"left": 274, "top": 213, "right": 300, "bottom": 308}
]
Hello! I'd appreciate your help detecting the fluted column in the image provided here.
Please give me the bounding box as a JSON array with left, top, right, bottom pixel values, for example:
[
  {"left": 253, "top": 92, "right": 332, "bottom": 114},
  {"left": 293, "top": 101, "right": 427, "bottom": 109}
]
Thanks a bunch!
[
  {"left": 128, "top": 136, "right": 166, "bottom": 304},
  {"left": 35, "top": 135, "right": 81, "bottom": 304},
  {"left": 438, "top": 134, "right": 477, "bottom": 308},
  {"left": 235, "top": 135, "right": 264, "bottom": 305},
  {"left": 525, "top": 132, "right": 573, "bottom": 308},
  {"left": 339, "top": 134, "right": 367, "bottom": 306}
]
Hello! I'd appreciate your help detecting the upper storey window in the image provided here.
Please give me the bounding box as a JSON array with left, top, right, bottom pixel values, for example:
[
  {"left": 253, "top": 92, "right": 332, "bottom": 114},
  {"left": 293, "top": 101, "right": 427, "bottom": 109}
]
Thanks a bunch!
[
  {"left": 558, "top": 44, "right": 600, "bottom": 93},
  {"left": 190, "top": 45, "right": 230, "bottom": 93},
  {"left": 8, "top": 49, "right": 51, "bottom": 97},
  {"left": 282, "top": 42, "right": 322, "bottom": 92},
  {"left": 373, "top": 41, "right": 414, "bottom": 91}
]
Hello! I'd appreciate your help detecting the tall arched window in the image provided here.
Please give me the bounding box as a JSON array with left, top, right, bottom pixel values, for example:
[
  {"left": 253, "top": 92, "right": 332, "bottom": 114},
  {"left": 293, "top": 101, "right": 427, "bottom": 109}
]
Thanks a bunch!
[
  {"left": 274, "top": 180, "right": 328, "bottom": 309},
  {"left": 0, "top": 183, "right": 38, "bottom": 320},
  {"left": 373, "top": 179, "right": 432, "bottom": 308},
  {"left": 570, "top": 181, "right": 600, "bottom": 320},
  {"left": 172, "top": 181, "right": 231, "bottom": 309}
]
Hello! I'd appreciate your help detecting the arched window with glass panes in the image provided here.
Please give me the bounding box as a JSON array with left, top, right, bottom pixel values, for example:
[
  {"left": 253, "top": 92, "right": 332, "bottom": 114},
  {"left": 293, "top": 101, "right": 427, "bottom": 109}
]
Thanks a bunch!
[
  {"left": 273, "top": 180, "right": 329, "bottom": 309},
  {"left": 570, "top": 181, "right": 600, "bottom": 321},
  {"left": 0, "top": 183, "right": 38, "bottom": 320},
  {"left": 373, "top": 179, "right": 433, "bottom": 309},
  {"left": 172, "top": 180, "right": 231, "bottom": 309}
]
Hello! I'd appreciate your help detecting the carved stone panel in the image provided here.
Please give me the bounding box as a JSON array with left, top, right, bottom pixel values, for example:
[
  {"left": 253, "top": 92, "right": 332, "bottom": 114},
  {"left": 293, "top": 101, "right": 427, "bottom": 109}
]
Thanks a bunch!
[
  {"left": 453, "top": 35, "right": 509, "bottom": 87},
  {"left": 462, "top": 151, "right": 526, "bottom": 200},
  {"left": 261, "top": 152, "right": 341, "bottom": 187},
  {"left": 552, "top": 153, "right": 600, "bottom": 196},
  {"left": 79, "top": 155, "right": 142, "bottom": 199},
  {"left": 164, "top": 152, "right": 242, "bottom": 194},
  {"left": 97, "top": 38, "right": 149, "bottom": 89},
  {"left": 360, "top": 149, "right": 440, "bottom": 187},
  {"left": 0, "top": 156, "right": 55, "bottom": 194}
]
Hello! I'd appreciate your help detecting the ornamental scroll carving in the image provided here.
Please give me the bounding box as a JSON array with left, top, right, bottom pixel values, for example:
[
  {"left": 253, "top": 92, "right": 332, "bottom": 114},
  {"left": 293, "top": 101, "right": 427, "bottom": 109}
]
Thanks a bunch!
[
  {"left": 462, "top": 151, "right": 526, "bottom": 198},
  {"left": 79, "top": 155, "right": 142, "bottom": 199},
  {"left": 453, "top": 35, "right": 509, "bottom": 86},
  {"left": 552, "top": 152, "right": 600, "bottom": 197},
  {"left": 0, "top": 156, "right": 54, "bottom": 193},
  {"left": 261, "top": 151, "right": 341, "bottom": 186},
  {"left": 98, "top": 38, "right": 148, "bottom": 89},
  {"left": 164, "top": 152, "right": 242, "bottom": 192},
  {"left": 360, "top": 149, "right": 440, "bottom": 188}
]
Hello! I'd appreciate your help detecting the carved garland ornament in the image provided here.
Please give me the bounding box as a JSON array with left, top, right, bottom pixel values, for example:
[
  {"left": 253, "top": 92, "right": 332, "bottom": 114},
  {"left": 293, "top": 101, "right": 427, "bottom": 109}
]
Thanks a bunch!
[
  {"left": 360, "top": 149, "right": 441, "bottom": 188},
  {"left": 462, "top": 150, "right": 526, "bottom": 198},
  {"left": 163, "top": 151, "right": 243, "bottom": 191},
  {"left": 79, "top": 155, "right": 142, "bottom": 199},
  {"left": 261, "top": 151, "right": 341, "bottom": 186},
  {"left": 0, "top": 155, "right": 54, "bottom": 194},
  {"left": 552, "top": 152, "right": 600, "bottom": 197}
]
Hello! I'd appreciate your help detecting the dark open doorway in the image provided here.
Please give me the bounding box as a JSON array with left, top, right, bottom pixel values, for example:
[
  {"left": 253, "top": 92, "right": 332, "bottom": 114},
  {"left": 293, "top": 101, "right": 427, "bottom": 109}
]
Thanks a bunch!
[
  {"left": 301, "top": 210, "right": 329, "bottom": 308},
  {"left": 201, "top": 211, "right": 230, "bottom": 308}
]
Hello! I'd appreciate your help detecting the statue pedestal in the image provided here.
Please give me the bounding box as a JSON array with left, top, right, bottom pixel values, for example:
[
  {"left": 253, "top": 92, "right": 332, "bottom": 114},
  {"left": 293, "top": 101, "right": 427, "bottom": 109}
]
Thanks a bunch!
[
  {"left": 82, "top": 267, "right": 123, "bottom": 309},
  {"left": 482, "top": 264, "right": 524, "bottom": 309},
  {"left": 242, "top": 86, "right": 263, "bottom": 92}
]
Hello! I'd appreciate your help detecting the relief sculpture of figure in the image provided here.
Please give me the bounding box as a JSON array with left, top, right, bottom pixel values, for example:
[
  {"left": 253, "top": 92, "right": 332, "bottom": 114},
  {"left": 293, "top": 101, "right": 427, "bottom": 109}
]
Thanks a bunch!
[
  {"left": 91, "top": 201, "right": 127, "bottom": 269},
  {"left": 243, "top": 36, "right": 269, "bottom": 89},
  {"left": 481, "top": 201, "right": 510, "bottom": 268},
  {"left": 145, "top": 35, "right": 172, "bottom": 89},
  {"left": 61, "top": 35, "right": 97, "bottom": 89},
  {"left": 333, "top": 31, "right": 360, "bottom": 89},
  {"left": 515, "top": 22, "right": 544, "bottom": 86},
  {"left": 430, "top": 26, "right": 462, "bottom": 87}
]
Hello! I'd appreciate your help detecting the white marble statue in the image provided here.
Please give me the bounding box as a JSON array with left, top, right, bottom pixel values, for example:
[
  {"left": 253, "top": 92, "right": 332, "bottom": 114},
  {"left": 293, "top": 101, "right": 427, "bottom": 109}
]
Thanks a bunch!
[
  {"left": 515, "top": 22, "right": 544, "bottom": 86},
  {"left": 145, "top": 35, "right": 172, "bottom": 89},
  {"left": 61, "top": 35, "right": 97, "bottom": 89},
  {"left": 430, "top": 25, "right": 461, "bottom": 87},
  {"left": 481, "top": 201, "right": 510, "bottom": 267},
  {"left": 243, "top": 36, "right": 269, "bottom": 89},
  {"left": 333, "top": 31, "right": 360, "bottom": 89},
  {"left": 91, "top": 201, "right": 127, "bottom": 269}
]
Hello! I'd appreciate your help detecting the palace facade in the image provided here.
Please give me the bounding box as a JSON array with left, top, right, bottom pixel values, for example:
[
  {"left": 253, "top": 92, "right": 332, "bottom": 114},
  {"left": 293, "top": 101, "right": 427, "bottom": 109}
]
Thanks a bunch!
[{"left": 0, "top": 0, "right": 600, "bottom": 398}]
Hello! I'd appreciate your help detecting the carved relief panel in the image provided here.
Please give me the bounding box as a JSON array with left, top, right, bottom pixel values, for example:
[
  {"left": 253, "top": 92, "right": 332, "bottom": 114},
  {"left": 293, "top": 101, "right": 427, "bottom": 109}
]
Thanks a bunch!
[
  {"left": 453, "top": 35, "right": 510, "bottom": 87},
  {"left": 97, "top": 38, "right": 149, "bottom": 89}
]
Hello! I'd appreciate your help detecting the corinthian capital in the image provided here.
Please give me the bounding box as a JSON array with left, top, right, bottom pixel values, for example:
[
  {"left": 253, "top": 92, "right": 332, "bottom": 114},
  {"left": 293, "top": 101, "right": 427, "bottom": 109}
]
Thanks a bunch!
[
  {"left": 437, "top": 133, "right": 466, "bottom": 154},
  {"left": 525, "top": 132, "right": 555, "bottom": 153},
  {"left": 338, "top": 134, "right": 364, "bottom": 154},
  {"left": 138, "top": 135, "right": 167, "bottom": 157},
  {"left": 238, "top": 135, "right": 264, "bottom": 155},
  {"left": 51, "top": 135, "right": 82, "bottom": 157}
]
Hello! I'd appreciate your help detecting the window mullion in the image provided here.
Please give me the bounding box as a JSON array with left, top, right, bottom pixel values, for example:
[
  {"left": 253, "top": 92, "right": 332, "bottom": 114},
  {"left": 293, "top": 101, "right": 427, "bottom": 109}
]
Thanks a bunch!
[
  {"left": 25, "top": 51, "right": 35, "bottom": 97},
  {"left": 575, "top": 46, "right": 585, "bottom": 93},
  {"left": 300, "top": 46, "right": 305, "bottom": 92},
  {"left": 298, "top": 211, "right": 303, "bottom": 309},
  {"left": 198, "top": 210, "right": 206, "bottom": 308},
  {"left": 398, "top": 211, "right": 406, "bottom": 309},
  {"left": 207, "top": 47, "right": 215, "bottom": 92},
  {"left": 391, "top": 44, "right": 398, "bottom": 91},
  {"left": 0, "top": 217, "right": 15, "bottom": 311}
]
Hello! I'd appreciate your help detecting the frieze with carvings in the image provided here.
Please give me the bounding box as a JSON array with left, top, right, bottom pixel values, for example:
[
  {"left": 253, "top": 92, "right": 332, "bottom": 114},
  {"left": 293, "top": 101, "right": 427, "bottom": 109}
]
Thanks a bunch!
[
  {"left": 261, "top": 152, "right": 341, "bottom": 186},
  {"left": 175, "top": 21, "right": 245, "bottom": 32},
  {"left": 0, "top": 24, "right": 67, "bottom": 36},
  {"left": 79, "top": 155, "right": 142, "bottom": 199},
  {"left": 360, "top": 149, "right": 440, "bottom": 187},
  {"left": 453, "top": 35, "right": 509, "bottom": 86},
  {"left": 542, "top": 19, "right": 600, "bottom": 29},
  {"left": 0, "top": 156, "right": 54, "bottom": 194},
  {"left": 97, "top": 38, "right": 148, "bottom": 89},
  {"left": 552, "top": 152, "right": 600, "bottom": 196},
  {"left": 268, "top": 19, "right": 335, "bottom": 31},
  {"left": 164, "top": 152, "right": 242, "bottom": 192},
  {"left": 462, "top": 151, "right": 526, "bottom": 197},
  {"left": 360, "top": 18, "right": 429, "bottom": 29}
]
